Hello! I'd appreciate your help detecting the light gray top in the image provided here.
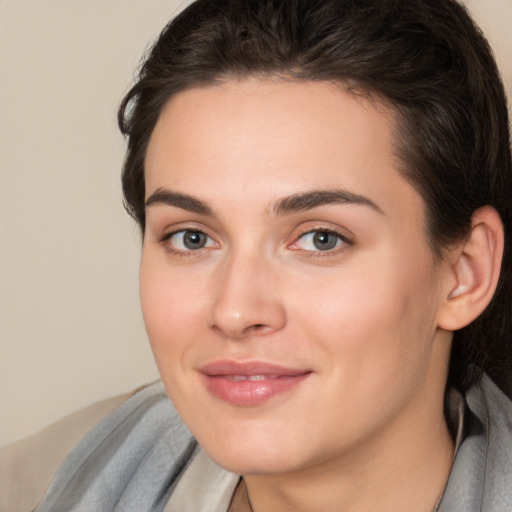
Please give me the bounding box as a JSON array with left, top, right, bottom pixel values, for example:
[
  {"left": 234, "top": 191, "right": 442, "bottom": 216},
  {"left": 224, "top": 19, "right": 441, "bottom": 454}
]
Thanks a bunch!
[
  {"left": 439, "top": 375, "right": 512, "bottom": 511},
  {"left": 33, "top": 374, "right": 512, "bottom": 512}
]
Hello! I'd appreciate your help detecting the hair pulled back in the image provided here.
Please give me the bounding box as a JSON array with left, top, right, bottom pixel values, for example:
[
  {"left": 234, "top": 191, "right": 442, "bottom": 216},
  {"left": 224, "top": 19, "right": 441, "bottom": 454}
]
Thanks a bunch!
[{"left": 119, "top": 0, "right": 512, "bottom": 395}]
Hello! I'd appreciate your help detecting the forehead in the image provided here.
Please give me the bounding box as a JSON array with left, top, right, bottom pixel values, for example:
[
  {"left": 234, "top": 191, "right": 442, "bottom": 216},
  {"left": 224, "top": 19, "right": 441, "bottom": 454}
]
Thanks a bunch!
[{"left": 144, "top": 78, "right": 424, "bottom": 224}]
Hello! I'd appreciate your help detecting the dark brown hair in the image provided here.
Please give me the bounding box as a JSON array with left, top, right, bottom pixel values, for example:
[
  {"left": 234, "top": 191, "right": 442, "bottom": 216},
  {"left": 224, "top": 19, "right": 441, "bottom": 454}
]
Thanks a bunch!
[{"left": 119, "top": 0, "right": 512, "bottom": 395}]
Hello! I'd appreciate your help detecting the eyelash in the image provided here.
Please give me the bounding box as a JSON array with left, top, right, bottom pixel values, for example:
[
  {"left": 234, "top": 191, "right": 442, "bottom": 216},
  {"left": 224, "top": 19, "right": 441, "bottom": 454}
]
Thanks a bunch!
[
  {"left": 159, "top": 228, "right": 216, "bottom": 257},
  {"left": 289, "top": 228, "right": 353, "bottom": 257},
  {"left": 158, "top": 227, "right": 353, "bottom": 258}
]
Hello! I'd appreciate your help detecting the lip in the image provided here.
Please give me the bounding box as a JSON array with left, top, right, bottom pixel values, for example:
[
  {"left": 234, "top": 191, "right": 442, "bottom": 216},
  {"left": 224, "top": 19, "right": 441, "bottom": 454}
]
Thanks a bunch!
[{"left": 199, "top": 360, "right": 312, "bottom": 406}]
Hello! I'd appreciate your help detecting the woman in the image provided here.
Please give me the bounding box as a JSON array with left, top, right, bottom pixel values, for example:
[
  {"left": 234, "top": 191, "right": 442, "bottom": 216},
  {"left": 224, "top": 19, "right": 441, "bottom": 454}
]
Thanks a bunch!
[{"left": 34, "top": 0, "right": 512, "bottom": 510}]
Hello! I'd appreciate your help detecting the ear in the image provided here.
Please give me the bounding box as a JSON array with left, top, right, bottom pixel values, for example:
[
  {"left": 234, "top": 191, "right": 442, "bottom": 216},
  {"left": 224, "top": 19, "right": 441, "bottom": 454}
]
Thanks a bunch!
[{"left": 437, "top": 206, "right": 504, "bottom": 331}]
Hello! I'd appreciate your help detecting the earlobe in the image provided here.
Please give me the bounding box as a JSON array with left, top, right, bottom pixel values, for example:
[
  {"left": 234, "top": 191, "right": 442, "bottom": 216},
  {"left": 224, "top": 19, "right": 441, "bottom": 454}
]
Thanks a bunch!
[{"left": 438, "top": 206, "right": 504, "bottom": 331}]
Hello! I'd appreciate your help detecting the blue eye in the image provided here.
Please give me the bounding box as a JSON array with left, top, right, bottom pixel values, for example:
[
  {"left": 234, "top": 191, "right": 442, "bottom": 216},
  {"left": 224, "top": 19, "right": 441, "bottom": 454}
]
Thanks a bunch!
[
  {"left": 167, "top": 230, "right": 214, "bottom": 251},
  {"left": 295, "top": 230, "right": 347, "bottom": 252}
]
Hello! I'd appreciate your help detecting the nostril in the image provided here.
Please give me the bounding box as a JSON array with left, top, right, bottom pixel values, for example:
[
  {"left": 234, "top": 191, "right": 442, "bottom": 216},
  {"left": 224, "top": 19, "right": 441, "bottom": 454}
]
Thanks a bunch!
[{"left": 242, "top": 323, "right": 270, "bottom": 336}]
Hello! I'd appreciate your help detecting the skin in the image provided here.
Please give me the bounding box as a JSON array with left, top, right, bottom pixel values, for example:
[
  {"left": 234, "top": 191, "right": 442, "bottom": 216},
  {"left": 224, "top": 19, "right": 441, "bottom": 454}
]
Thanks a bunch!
[{"left": 141, "top": 79, "right": 457, "bottom": 512}]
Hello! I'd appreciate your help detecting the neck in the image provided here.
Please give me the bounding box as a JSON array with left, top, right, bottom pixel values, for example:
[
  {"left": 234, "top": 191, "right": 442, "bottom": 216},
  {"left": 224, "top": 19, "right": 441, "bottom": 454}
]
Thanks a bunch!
[{"left": 243, "top": 398, "right": 454, "bottom": 512}]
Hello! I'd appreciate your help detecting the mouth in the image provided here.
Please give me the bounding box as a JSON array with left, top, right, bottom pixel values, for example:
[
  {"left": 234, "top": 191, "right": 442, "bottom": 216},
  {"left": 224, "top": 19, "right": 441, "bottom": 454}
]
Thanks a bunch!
[
  {"left": 198, "top": 360, "right": 312, "bottom": 406},
  {"left": 224, "top": 375, "right": 279, "bottom": 381}
]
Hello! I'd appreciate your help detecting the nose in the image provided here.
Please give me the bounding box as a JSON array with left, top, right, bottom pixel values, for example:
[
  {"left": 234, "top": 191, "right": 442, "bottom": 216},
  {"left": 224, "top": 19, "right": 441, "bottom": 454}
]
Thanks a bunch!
[{"left": 208, "top": 252, "right": 286, "bottom": 340}]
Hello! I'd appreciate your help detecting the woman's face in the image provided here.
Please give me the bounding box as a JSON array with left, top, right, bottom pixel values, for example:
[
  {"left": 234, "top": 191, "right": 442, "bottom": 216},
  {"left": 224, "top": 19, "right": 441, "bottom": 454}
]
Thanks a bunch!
[{"left": 141, "top": 79, "right": 453, "bottom": 475}]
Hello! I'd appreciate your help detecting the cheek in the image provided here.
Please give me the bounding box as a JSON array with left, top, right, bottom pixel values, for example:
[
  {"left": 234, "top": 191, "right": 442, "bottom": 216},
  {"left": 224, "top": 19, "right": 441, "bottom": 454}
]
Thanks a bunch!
[
  {"left": 292, "top": 252, "right": 440, "bottom": 377},
  {"left": 139, "top": 254, "right": 206, "bottom": 370}
]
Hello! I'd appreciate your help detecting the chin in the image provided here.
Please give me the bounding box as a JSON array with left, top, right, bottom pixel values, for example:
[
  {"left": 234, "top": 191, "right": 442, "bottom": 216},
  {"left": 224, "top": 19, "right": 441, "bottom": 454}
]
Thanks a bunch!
[
  {"left": 205, "top": 445, "right": 302, "bottom": 476},
  {"left": 194, "top": 425, "right": 311, "bottom": 476}
]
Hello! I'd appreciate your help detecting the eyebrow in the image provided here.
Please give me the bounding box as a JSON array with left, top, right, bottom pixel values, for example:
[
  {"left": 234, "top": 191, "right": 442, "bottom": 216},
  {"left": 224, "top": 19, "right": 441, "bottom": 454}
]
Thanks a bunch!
[
  {"left": 144, "top": 187, "right": 384, "bottom": 217},
  {"left": 272, "top": 189, "right": 385, "bottom": 216},
  {"left": 145, "top": 188, "right": 213, "bottom": 216}
]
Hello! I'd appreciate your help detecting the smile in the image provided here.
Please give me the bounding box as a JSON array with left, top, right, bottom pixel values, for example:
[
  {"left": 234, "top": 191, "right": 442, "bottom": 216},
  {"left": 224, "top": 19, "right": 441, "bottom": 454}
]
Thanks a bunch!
[
  {"left": 226, "top": 375, "right": 278, "bottom": 381},
  {"left": 199, "top": 360, "right": 312, "bottom": 406}
]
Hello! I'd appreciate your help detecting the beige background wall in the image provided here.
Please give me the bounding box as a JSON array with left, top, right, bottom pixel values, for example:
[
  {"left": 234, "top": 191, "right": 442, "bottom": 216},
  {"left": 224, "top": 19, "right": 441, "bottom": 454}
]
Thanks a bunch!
[{"left": 1, "top": 0, "right": 511, "bottom": 447}]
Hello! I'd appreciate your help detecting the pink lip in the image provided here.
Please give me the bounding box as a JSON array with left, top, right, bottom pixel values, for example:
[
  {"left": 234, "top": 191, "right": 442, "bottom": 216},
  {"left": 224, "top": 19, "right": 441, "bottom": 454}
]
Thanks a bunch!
[{"left": 199, "top": 360, "right": 312, "bottom": 406}]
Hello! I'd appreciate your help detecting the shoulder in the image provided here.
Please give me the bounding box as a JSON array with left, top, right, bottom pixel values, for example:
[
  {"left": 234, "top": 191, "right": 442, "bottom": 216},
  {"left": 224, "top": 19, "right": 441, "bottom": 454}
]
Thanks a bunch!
[
  {"left": 1, "top": 382, "right": 196, "bottom": 512},
  {"left": 36, "top": 381, "right": 196, "bottom": 512},
  {"left": 440, "top": 374, "right": 512, "bottom": 512},
  {"left": 469, "top": 374, "right": 512, "bottom": 508},
  {"left": 0, "top": 387, "right": 136, "bottom": 512}
]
